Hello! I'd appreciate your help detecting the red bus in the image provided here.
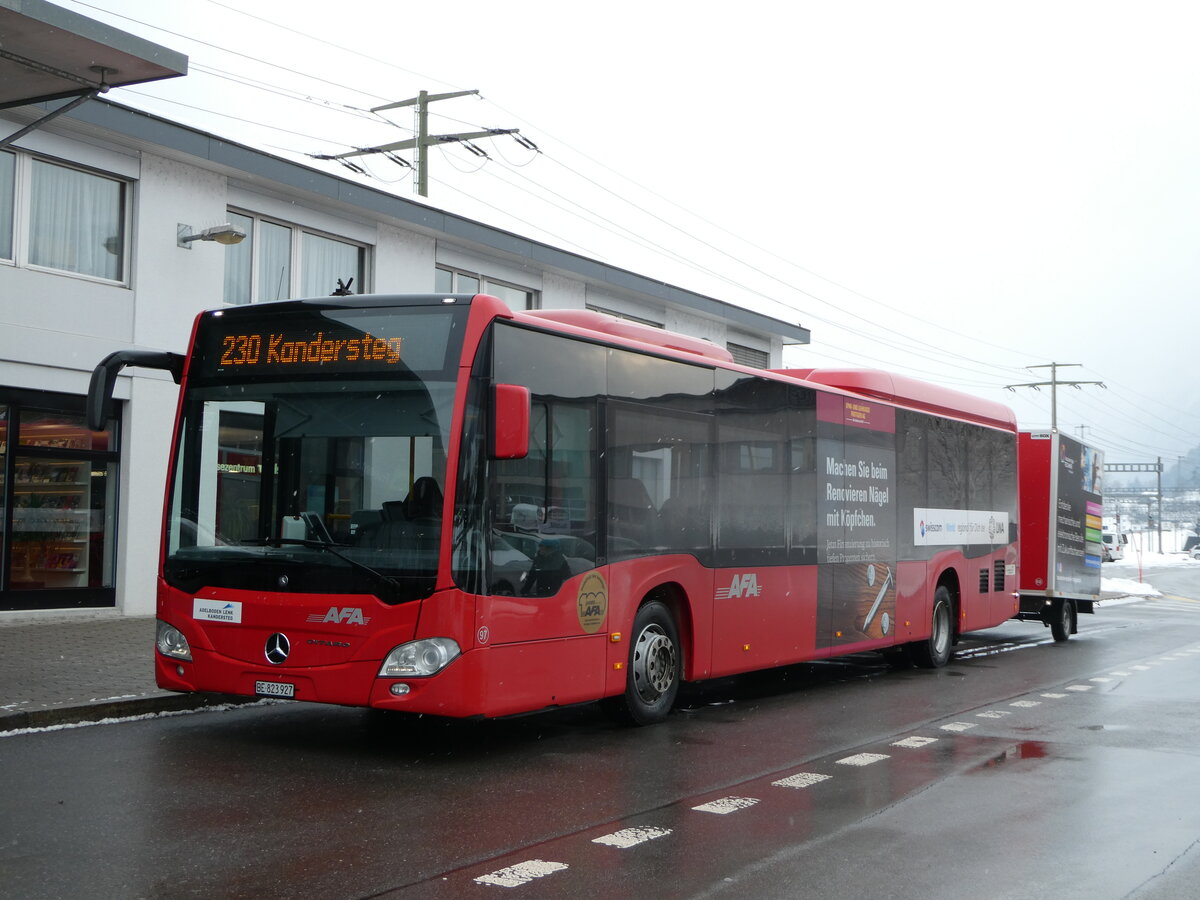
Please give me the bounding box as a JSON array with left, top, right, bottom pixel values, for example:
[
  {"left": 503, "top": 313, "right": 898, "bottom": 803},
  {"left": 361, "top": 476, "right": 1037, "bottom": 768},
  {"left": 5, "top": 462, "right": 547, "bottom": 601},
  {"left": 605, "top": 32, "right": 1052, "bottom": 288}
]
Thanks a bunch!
[{"left": 88, "top": 293, "right": 1020, "bottom": 724}]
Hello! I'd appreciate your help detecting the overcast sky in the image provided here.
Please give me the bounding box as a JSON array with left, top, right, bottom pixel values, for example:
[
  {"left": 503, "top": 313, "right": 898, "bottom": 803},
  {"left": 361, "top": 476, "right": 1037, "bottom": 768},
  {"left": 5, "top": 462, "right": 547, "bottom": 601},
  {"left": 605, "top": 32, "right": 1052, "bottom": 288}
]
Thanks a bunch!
[{"left": 58, "top": 0, "right": 1200, "bottom": 473}]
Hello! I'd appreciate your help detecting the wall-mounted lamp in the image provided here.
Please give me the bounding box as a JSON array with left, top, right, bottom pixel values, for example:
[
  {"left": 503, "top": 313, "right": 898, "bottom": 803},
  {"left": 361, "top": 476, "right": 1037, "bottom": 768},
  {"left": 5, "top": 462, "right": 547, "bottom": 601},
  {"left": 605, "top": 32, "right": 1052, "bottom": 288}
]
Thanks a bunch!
[{"left": 177, "top": 223, "right": 247, "bottom": 249}]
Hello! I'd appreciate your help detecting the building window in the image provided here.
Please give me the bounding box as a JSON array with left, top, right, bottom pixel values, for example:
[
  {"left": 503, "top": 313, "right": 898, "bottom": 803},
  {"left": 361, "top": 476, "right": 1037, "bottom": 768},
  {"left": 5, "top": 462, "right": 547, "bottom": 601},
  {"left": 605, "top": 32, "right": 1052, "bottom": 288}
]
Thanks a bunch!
[
  {"left": 223, "top": 210, "right": 366, "bottom": 304},
  {"left": 1, "top": 390, "right": 119, "bottom": 611},
  {"left": 727, "top": 342, "right": 769, "bottom": 369},
  {"left": 436, "top": 266, "right": 538, "bottom": 309},
  {"left": 0, "top": 150, "right": 127, "bottom": 282}
]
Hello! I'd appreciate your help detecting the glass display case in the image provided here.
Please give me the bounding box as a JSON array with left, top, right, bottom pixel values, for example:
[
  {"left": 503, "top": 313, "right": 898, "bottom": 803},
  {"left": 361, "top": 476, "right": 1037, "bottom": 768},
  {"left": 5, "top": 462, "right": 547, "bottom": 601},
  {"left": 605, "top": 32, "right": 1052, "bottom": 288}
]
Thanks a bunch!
[
  {"left": 12, "top": 458, "right": 92, "bottom": 589},
  {"left": 1, "top": 397, "right": 118, "bottom": 609}
]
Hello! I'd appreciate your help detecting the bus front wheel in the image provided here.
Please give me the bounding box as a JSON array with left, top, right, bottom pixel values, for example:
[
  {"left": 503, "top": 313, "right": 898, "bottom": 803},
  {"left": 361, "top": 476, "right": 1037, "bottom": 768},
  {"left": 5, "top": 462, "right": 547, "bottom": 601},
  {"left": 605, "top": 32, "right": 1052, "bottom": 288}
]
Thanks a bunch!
[
  {"left": 609, "top": 600, "right": 681, "bottom": 726},
  {"left": 911, "top": 586, "right": 954, "bottom": 669}
]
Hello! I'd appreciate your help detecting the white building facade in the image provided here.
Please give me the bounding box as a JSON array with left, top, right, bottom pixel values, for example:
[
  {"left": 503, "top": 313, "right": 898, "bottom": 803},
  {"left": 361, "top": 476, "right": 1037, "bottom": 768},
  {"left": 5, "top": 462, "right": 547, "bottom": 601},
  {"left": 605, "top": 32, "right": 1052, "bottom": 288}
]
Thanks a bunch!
[{"left": 0, "top": 99, "right": 809, "bottom": 616}]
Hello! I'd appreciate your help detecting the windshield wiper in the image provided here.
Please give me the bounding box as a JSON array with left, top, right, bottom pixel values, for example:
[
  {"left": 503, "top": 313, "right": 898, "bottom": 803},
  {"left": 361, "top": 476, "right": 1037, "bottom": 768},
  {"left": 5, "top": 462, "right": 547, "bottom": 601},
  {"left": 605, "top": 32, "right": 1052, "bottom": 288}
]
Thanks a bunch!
[{"left": 240, "top": 538, "right": 403, "bottom": 595}]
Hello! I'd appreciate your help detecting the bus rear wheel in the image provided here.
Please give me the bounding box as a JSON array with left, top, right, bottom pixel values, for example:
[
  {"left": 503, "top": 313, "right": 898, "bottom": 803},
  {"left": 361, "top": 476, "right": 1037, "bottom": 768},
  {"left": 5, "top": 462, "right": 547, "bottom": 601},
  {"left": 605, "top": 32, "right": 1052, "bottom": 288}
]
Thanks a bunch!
[
  {"left": 911, "top": 586, "right": 954, "bottom": 669},
  {"left": 609, "top": 600, "right": 681, "bottom": 726}
]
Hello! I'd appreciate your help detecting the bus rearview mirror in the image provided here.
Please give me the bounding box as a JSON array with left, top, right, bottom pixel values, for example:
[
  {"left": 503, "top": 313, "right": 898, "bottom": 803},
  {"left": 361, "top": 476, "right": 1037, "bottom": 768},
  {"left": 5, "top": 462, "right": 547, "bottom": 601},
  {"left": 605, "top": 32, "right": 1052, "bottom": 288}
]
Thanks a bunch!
[
  {"left": 491, "top": 383, "right": 530, "bottom": 459},
  {"left": 86, "top": 349, "right": 185, "bottom": 431}
]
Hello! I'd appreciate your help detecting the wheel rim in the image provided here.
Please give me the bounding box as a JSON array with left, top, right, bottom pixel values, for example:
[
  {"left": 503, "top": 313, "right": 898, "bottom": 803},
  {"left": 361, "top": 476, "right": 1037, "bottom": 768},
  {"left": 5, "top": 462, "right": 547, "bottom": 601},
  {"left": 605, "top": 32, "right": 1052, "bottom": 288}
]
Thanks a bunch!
[
  {"left": 932, "top": 603, "right": 950, "bottom": 657},
  {"left": 1061, "top": 602, "right": 1072, "bottom": 633},
  {"left": 632, "top": 623, "right": 677, "bottom": 703}
]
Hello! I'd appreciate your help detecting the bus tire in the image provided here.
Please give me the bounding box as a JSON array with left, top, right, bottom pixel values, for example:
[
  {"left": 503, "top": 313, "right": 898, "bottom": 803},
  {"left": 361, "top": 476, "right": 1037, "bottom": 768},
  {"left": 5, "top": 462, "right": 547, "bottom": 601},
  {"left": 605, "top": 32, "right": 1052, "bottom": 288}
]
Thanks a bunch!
[
  {"left": 911, "top": 586, "right": 954, "bottom": 669},
  {"left": 1051, "top": 599, "right": 1075, "bottom": 642},
  {"left": 609, "top": 600, "right": 681, "bottom": 726}
]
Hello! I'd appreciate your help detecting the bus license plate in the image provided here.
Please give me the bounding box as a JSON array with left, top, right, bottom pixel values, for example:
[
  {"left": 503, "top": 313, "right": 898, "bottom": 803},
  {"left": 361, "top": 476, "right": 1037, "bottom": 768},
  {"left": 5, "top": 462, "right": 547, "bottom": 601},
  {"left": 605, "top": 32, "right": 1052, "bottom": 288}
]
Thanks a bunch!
[{"left": 255, "top": 680, "right": 295, "bottom": 698}]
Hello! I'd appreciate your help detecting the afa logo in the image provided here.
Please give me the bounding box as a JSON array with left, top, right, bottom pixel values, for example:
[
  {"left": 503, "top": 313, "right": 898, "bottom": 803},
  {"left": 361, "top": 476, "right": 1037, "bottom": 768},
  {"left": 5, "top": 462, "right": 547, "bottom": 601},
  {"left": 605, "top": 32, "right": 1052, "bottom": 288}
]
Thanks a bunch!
[
  {"left": 716, "top": 573, "right": 762, "bottom": 600},
  {"left": 576, "top": 571, "right": 608, "bottom": 634},
  {"left": 306, "top": 607, "right": 371, "bottom": 626}
]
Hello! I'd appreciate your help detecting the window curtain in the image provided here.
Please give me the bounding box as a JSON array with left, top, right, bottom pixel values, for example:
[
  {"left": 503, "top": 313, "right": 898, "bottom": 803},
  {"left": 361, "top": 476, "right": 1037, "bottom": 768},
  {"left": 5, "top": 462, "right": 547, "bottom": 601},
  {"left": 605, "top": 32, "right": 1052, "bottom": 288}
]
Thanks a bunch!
[
  {"left": 301, "top": 233, "right": 361, "bottom": 297},
  {"left": 0, "top": 152, "right": 14, "bottom": 260},
  {"left": 29, "top": 160, "right": 123, "bottom": 280},
  {"left": 222, "top": 212, "right": 254, "bottom": 304},
  {"left": 257, "top": 221, "right": 291, "bottom": 301}
]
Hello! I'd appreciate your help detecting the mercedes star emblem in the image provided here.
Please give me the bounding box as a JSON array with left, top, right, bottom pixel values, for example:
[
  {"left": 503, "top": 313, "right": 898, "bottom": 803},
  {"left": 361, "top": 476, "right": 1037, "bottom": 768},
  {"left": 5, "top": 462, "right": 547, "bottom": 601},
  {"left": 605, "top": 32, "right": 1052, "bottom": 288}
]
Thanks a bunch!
[{"left": 265, "top": 632, "right": 291, "bottom": 665}]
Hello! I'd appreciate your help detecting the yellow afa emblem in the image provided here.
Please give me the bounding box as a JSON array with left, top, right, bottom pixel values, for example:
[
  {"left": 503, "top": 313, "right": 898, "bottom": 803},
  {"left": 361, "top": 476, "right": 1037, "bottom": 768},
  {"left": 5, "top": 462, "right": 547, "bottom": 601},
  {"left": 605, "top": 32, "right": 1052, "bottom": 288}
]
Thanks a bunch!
[{"left": 576, "top": 571, "right": 608, "bottom": 633}]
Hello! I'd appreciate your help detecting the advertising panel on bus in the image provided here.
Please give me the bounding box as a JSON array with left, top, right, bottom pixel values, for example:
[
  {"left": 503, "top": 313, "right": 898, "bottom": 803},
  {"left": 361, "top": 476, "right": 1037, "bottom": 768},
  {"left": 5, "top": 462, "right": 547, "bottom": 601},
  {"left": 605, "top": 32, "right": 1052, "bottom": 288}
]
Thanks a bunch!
[
  {"left": 1052, "top": 433, "right": 1104, "bottom": 595},
  {"left": 815, "top": 392, "right": 898, "bottom": 647}
]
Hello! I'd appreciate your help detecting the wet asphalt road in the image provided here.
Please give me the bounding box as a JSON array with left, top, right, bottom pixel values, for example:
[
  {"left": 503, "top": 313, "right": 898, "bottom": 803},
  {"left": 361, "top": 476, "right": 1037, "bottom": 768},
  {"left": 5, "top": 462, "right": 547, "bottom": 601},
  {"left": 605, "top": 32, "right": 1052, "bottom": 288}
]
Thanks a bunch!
[{"left": 3, "top": 567, "right": 1200, "bottom": 899}]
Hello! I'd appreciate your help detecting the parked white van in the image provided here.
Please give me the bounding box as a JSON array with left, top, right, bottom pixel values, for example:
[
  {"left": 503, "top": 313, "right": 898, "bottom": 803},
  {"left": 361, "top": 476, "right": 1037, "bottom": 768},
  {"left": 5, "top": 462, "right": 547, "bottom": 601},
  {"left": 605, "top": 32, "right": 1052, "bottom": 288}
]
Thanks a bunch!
[{"left": 1102, "top": 531, "right": 1128, "bottom": 562}]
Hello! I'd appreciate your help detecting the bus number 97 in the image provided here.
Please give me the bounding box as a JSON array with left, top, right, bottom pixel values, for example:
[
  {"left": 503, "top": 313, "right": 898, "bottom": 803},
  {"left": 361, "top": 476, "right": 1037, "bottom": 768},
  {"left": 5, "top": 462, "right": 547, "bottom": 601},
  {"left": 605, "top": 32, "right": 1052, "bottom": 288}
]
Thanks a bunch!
[{"left": 220, "top": 334, "right": 262, "bottom": 366}]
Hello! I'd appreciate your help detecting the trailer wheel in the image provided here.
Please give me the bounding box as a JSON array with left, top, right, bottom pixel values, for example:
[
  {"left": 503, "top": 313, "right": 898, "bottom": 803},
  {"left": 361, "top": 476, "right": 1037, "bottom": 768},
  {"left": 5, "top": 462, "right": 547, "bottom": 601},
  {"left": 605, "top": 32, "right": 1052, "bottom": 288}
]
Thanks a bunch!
[
  {"left": 911, "top": 586, "right": 954, "bottom": 668},
  {"left": 607, "top": 601, "right": 681, "bottom": 726},
  {"left": 1051, "top": 598, "right": 1075, "bottom": 642}
]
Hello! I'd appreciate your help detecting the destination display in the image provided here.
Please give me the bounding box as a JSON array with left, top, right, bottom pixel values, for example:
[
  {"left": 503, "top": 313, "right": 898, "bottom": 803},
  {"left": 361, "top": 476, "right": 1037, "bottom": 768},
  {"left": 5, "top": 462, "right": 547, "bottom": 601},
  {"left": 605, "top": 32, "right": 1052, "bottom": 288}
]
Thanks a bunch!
[
  {"left": 191, "top": 307, "right": 464, "bottom": 378},
  {"left": 217, "top": 330, "right": 404, "bottom": 368}
]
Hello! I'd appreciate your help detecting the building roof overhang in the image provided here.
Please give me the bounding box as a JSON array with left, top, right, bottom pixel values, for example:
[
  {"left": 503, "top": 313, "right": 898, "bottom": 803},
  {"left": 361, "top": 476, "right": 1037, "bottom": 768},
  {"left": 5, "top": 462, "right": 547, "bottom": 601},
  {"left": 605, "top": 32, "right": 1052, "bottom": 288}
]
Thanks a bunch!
[{"left": 0, "top": 0, "right": 186, "bottom": 144}]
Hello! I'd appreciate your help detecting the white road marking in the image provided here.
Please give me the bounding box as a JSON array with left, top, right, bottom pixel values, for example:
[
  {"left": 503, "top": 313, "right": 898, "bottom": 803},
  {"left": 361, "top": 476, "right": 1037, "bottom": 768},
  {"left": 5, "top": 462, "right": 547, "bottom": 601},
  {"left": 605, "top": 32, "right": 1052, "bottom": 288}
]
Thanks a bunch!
[
  {"left": 692, "top": 797, "right": 759, "bottom": 815},
  {"left": 1110, "top": 671, "right": 1131, "bottom": 677},
  {"left": 592, "top": 827, "right": 672, "bottom": 848},
  {"left": 892, "top": 736, "right": 939, "bottom": 748},
  {"left": 836, "top": 752, "right": 889, "bottom": 766},
  {"left": 1089, "top": 677, "right": 1113, "bottom": 683},
  {"left": 977, "top": 710, "right": 1011, "bottom": 719},
  {"left": 1066, "top": 685, "right": 1093, "bottom": 691},
  {"left": 1132, "top": 665, "right": 1151, "bottom": 670},
  {"left": 1010, "top": 700, "right": 1041, "bottom": 708},
  {"left": 474, "top": 860, "right": 568, "bottom": 888},
  {"left": 1041, "top": 692, "right": 1068, "bottom": 698},
  {"left": 940, "top": 722, "right": 977, "bottom": 732},
  {"left": 773, "top": 772, "right": 832, "bottom": 789}
]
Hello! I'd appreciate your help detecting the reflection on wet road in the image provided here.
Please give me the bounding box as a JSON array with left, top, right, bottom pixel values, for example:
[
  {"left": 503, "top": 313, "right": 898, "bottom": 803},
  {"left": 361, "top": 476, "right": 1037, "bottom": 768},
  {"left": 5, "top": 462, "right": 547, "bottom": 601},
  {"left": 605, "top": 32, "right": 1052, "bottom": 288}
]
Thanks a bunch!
[
  {"left": 5, "top": 588, "right": 1200, "bottom": 899},
  {"left": 415, "top": 630, "right": 1200, "bottom": 898}
]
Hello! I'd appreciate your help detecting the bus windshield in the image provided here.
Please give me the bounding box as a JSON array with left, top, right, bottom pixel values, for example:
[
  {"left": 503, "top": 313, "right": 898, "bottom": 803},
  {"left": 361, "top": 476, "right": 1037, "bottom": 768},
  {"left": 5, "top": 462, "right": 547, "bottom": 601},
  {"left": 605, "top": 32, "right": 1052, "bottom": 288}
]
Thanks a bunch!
[{"left": 163, "top": 303, "right": 466, "bottom": 604}]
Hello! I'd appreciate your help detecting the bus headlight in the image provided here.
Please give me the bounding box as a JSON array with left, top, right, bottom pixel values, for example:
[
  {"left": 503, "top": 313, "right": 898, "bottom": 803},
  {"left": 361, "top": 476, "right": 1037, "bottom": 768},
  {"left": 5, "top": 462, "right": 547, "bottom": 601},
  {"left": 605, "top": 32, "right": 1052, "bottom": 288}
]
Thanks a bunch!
[
  {"left": 156, "top": 620, "right": 192, "bottom": 661},
  {"left": 378, "top": 638, "right": 460, "bottom": 677}
]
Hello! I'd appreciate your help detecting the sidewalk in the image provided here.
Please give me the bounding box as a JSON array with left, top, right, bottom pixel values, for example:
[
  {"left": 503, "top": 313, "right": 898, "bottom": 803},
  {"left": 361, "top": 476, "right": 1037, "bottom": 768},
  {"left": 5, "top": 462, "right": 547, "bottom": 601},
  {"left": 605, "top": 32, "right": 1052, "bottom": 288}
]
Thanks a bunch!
[{"left": 0, "top": 611, "right": 235, "bottom": 731}]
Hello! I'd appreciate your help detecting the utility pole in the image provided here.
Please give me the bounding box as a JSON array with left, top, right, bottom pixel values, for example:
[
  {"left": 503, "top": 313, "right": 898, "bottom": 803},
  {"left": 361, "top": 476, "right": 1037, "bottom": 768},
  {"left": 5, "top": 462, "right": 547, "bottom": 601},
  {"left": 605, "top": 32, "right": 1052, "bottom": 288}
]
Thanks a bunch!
[
  {"left": 311, "top": 89, "right": 523, "bottom": 197},
  {"left": 1005, "top": 362, "right": 1105, "bottom": 432}
]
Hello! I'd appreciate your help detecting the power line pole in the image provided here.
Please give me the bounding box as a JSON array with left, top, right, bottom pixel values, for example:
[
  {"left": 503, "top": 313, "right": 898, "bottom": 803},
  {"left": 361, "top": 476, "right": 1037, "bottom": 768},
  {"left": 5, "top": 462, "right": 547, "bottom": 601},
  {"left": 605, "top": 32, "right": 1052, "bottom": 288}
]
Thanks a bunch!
[
  {"left": 1005, "top": 362, "right": 1105, "bottom": 432},
  {"left": 312, "top": 89, "right": 523, "bottom": 197}
]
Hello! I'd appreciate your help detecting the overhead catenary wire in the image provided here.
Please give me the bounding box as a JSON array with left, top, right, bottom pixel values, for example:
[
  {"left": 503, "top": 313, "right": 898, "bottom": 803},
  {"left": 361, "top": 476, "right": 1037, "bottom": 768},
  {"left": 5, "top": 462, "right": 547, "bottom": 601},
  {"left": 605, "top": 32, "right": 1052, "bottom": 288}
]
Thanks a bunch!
[
  {"left": 70, "top": 0, "right": 1034, "bottom": 384},
  {"left": 125, "top": 74, "right": 1193, "bottom": 459},
  {"left": 57, "top": 1, "right": 1200, "bottom": 465},
  {"left": 69, "top": 2, "right": 1038, "bottom": 386}
]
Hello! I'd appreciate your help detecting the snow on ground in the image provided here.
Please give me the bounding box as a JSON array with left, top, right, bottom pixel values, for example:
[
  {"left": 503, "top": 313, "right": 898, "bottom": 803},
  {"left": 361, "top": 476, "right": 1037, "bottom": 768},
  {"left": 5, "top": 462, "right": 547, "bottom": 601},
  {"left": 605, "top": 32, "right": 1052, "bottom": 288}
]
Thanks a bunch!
[{"left": 1101, "top": 530, "right": 1200, "bottom": 602}]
